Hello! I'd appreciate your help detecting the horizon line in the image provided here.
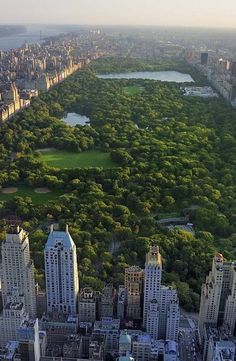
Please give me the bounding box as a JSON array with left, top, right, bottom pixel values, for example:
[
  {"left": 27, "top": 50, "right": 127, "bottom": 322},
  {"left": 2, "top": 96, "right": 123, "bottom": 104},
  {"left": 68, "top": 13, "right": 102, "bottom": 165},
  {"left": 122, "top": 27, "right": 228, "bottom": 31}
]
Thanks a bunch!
[{"left": 1, "top": 23, "right": 236, "bottom": 31}]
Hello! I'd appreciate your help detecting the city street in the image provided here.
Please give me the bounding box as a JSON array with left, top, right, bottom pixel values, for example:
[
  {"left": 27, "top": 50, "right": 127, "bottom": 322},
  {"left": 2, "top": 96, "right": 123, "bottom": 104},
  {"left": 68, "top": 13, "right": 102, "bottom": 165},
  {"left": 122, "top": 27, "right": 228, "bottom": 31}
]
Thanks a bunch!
[{"left": 179, "top": 314, "right": 202, "bottom": 361}]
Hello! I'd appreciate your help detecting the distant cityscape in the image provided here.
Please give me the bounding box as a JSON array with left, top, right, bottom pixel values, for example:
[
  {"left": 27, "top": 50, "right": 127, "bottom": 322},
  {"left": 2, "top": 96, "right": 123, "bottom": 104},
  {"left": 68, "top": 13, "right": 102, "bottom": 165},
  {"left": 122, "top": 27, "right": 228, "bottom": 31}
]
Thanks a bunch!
[{"left": 1, "top": 26, "right": 236, "bottom": 125}]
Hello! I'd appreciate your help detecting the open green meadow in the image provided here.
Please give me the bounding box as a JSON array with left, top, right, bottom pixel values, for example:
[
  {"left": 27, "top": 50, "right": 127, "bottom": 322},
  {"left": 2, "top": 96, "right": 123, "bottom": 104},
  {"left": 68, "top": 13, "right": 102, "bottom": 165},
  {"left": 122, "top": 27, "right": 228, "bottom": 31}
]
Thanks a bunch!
[
  {"left": 124, "top": 85, "right": 144, "bottom": 95},
  {"left": 39, "top": 149, "right": 116, "bottom": 169},
  {"left": 0, "top": 186, "right": 62, "bottom": 204}
]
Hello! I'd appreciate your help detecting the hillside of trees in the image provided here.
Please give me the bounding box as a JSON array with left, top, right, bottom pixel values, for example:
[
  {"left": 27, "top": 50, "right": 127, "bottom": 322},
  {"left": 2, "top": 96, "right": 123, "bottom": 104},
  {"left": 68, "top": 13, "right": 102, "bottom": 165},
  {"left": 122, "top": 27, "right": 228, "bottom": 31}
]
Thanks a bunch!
[{"left": 0, "top": 57, "right": 236, "bottom": 310}]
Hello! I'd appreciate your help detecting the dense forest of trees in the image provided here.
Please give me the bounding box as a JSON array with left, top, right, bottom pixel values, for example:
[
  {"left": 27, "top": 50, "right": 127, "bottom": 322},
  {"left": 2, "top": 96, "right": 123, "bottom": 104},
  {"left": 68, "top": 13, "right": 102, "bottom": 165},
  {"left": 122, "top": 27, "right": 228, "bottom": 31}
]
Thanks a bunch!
[{"left": 0, "top": 57, "right": 236, "bottom": 310}]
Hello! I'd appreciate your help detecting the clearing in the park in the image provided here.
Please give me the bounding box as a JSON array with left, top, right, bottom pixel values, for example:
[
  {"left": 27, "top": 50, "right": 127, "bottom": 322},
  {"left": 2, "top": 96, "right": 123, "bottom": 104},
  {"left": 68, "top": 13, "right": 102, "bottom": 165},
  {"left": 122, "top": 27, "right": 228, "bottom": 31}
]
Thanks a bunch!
[
  {"left": 39, "top": 149, "right": 116, "bottom": 169},
  {"left": 124, "top": 85, "right": 144, "bottom": 95},
  {"left": 0, "top": 186, "right": 62, "bottom": 204}
]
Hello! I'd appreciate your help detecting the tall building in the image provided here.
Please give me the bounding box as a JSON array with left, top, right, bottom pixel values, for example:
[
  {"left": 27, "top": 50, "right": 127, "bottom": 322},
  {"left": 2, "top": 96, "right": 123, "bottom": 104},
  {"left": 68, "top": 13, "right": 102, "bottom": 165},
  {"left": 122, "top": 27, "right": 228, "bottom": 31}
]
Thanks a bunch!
[
  {"left": 199, "top": 253, "right": 224, "bottom": 339},
  {"left": 0, "top": 226, "right": 36, "bottom": 318},
  {"left": 44, "top": 225, "right": 79, "bottom": 314},
  {"left": 223, "top": 264, "right": 236, "bottom": 335},
  {"left": 125, "top": 266, "right": 143, "bottom": 320},
  {"left": 201, "top": 52, "right": 209, "bottom": 66},
  {"left": 143, "top": 246, "right": 179, "bottom": 340},
  {"left": 198, "top": 253, "right": 236, "bottom": 340},
  {"left": 143, "top": 246, "right": 162, "bottom": 331},
  {"left": 78, "top": 288, "right": 97, "bottom": 323}
]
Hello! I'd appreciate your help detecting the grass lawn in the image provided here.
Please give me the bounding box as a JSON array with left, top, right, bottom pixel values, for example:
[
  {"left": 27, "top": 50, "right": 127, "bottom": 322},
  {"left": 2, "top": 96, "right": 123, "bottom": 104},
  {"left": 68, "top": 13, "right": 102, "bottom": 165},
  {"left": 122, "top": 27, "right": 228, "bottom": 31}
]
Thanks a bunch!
[
  {"left": 39, "top": 150, "right": 116, "bottom": 169},
  {"left": 0, "top": 187, "right": 63, "bottom": 204},
  {"left": 124, "top": 85, "right": 144, "bottom": 95}
]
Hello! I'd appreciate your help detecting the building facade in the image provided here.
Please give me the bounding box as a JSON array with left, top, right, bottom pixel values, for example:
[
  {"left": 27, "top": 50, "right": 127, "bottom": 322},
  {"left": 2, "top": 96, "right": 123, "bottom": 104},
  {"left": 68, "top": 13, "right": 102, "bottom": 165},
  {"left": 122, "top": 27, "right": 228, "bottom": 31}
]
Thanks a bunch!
[
  {"left": 44, "top": 225, "right": 79, "bottom": 315},
  {"left": 0, "top": 226, "right": 36, "bottom": 318},
  {"left": 125, "top": 266, "right": 143, "bottom": 320}
]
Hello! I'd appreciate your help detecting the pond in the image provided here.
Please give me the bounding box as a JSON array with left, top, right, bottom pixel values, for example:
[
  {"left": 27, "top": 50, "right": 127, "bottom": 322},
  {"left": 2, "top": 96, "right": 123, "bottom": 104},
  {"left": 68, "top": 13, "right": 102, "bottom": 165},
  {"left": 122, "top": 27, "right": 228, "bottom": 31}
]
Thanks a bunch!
[
  {"left": 98, "top": 71, "right": 194, "bottom": 83},
  {"left": 62, "top": 113, "right": 90, "bottom": 126}
]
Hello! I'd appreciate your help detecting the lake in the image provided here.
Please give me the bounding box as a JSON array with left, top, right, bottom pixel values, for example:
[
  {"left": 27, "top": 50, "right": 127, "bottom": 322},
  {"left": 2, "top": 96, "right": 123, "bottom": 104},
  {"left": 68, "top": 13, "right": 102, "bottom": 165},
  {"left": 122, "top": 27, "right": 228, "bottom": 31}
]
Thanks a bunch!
[
  {"left": 62, "top": 113, "right": 90, "bottom": 126},
  {"left": 98, "top": 71, "right": 194, "bottom": 83}
]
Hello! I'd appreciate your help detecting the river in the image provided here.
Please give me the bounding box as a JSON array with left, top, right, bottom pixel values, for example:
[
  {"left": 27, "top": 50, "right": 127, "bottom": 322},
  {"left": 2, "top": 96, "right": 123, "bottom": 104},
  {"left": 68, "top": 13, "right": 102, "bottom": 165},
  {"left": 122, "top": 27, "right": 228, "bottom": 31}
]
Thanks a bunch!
[{"left": 0, "top": 25, "right": 79, "bottom": 51}]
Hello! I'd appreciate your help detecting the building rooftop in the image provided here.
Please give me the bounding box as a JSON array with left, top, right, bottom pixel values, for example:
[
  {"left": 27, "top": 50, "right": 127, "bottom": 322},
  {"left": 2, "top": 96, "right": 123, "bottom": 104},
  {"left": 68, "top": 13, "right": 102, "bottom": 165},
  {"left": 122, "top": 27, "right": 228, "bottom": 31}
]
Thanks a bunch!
[
  {"left": 165, "top": 340, "right": 177, "bottom": 354},
  {"left": 145, "top": 246, "right": 162, "bottom": 267},
  {"left": 45, "top": 225, "right": 75, "bottom": 249},
  {"left": 135, "top": 335, "right": 151, "bottom": 344}
]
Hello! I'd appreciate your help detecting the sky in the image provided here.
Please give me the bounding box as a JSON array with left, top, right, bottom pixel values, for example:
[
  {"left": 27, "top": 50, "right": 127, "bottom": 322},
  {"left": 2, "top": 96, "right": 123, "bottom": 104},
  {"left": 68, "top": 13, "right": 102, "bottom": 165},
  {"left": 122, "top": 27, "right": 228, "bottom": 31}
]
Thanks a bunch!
[{"left": 3, "top": 0, "right": 236, "bottom": 29}]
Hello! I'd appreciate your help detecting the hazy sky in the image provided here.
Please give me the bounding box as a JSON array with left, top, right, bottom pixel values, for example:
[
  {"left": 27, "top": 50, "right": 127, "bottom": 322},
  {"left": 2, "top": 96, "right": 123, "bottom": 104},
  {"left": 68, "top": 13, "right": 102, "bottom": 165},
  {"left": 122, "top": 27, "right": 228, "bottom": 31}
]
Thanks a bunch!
[{"left": 3, "top": 0, "right": 236, "bottom": 28}]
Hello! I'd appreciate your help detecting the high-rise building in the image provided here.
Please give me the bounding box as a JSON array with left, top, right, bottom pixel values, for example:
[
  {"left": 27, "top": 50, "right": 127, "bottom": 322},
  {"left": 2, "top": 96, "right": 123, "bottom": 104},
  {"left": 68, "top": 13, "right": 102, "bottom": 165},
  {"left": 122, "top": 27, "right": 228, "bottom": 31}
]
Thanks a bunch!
[
  {"left": 143, "top": 246, "right": 162, "bottom": 331},
  {"left": 143, "top": 246, "right": 179, "bottom": 340},
  {"left": 201, "top": 52, "right": 209, "bottom": 66},
  {"left": 224, "top": 264, "right": 236, "bottom": 335},
  {"left": 44, "top": 225, "right": 79, "bottom": 315},
  {"left": 198, "top": 253, "right": 236, "bottom": 340},
  {"left": 199, "top": 253, "right": 224, "bottom": 339},
  {"left": 125, "top": 266, "right": 143, "bottom": 320},
  {"left": 0, "top": 226, "right": 36, "bottom": 318}
]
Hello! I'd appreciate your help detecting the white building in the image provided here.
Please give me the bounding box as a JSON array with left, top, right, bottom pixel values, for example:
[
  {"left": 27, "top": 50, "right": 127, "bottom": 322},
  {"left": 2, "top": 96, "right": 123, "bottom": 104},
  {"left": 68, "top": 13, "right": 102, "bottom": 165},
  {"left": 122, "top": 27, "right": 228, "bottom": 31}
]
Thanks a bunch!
[
  {"left": 166, "top": 299, "right": 180, "bottom": 342},
  {"left": 143, "top": 246, "right": 162, "bottom": 331},
  {"left": 199, "top": 253, "right": 224, "bottom": 340},
  {"left": 44, "top": 225, "right": 79, "bottom": 314},
  {"left": 199, "top": 253, "right": 236, "bottom": 341},
  {"left": 143, "top": 246, "right": 180, "bottom": 340},
  {"left": 0, "top": 226, "right": 37, "bottom": 318}
]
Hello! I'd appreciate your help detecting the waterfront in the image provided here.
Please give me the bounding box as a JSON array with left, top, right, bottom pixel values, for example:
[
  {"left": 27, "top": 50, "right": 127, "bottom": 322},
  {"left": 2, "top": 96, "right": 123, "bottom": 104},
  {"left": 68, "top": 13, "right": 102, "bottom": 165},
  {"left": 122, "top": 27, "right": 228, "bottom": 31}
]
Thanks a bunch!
[
  {"left": 98, "top": 70, "right": 194, "bottom": 83},
  {"left": 0, "top": 24, "right": 78, "bottom": 51}
]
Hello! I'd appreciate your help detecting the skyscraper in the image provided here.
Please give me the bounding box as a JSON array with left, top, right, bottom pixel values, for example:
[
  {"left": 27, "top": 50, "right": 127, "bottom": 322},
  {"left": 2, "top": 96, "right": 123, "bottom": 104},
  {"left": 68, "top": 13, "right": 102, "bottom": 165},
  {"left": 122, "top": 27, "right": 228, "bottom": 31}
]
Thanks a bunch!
[
  {"left": 199, "top": 253, "right": 236, "bottom": 341},
  {"left": 143, "top": 246, "right": 180, "bottom": 341},
  {"left": 44, "top": 225, "right": 79, "bottom": 314},
  {"left": 201, "top": 52, "right": 208, "bottom": 66},
  {"left": 0, "top": 226, "right": 36, "bottom": 318},
  {"left": 143, "top": 246, "right": 162, "bottom": 330}
]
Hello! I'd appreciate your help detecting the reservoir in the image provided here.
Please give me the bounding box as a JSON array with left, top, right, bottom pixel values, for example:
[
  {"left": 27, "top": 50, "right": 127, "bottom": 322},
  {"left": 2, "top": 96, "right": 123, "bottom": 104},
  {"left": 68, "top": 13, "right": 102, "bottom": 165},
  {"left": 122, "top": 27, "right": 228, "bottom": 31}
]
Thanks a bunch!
[
  {"left": 62, "top": 113, "right": 90, "bottom": 126},
  {"left": 98, "top": 71, "right": 194, "bottom": 83}
]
